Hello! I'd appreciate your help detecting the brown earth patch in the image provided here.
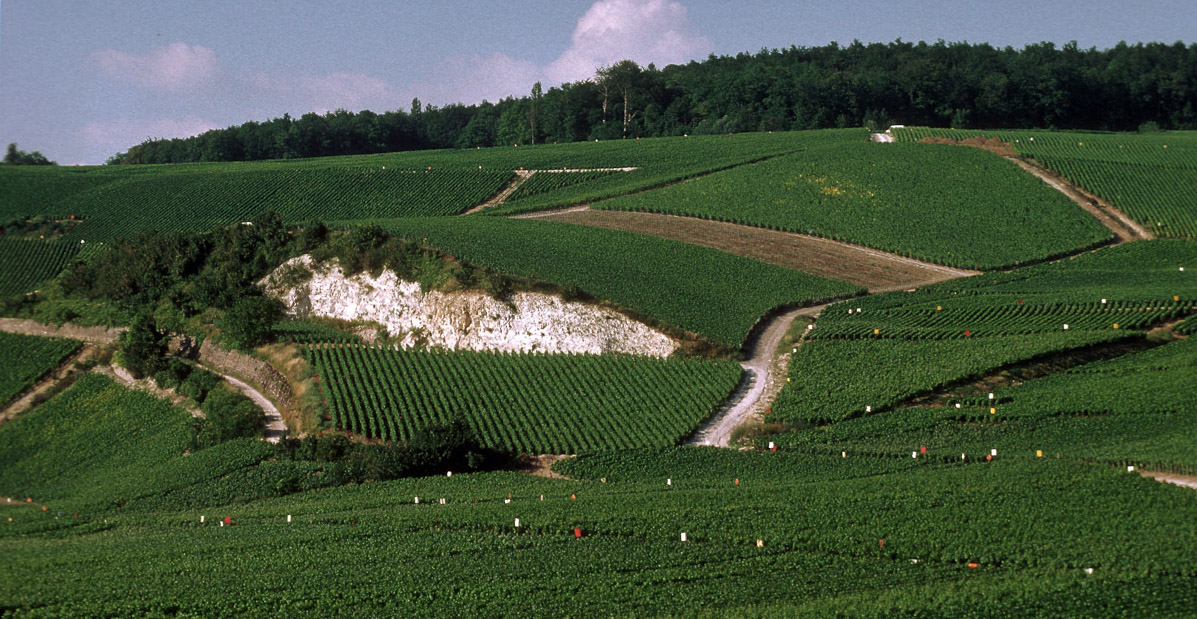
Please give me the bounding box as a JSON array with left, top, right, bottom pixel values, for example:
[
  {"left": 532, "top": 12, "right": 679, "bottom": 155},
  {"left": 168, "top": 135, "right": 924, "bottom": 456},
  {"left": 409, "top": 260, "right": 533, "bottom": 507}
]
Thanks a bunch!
[
  {"left": 918, "top": 135, "right": 1018, "bottom": 157},
  {"left": 535, "top": 208, "right": 976, "bottom": 292}
]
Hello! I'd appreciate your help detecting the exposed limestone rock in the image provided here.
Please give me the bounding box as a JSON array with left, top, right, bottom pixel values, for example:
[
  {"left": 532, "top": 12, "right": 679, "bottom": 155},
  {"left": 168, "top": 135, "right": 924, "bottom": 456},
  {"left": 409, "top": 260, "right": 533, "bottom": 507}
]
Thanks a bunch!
[{"left": 261, "top": 255, "right": 677, "bottom": 357}]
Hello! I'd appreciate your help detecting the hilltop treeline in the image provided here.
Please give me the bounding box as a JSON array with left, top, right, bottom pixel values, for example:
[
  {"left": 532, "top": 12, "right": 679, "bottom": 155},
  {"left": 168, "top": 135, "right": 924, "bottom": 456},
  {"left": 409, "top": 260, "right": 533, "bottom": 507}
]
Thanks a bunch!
[{"left": 110, "top": 39, "right": 1197, "bottom": 164}]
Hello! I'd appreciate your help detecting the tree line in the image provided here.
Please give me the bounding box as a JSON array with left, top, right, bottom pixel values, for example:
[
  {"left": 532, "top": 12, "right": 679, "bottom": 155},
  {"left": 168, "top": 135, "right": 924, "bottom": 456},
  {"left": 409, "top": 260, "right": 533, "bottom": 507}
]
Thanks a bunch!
[{"left": 109, "top": 39, "right": 1197, "bottom": 164}]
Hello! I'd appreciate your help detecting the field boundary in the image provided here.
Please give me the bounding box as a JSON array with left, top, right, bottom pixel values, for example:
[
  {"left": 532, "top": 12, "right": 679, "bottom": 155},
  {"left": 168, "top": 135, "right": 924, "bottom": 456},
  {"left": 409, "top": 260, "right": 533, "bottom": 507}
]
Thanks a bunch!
[
  {"left": 465, "top": 167, "right": 640, "bottom": 215},
  {"left": 529, "top": 207, "right": 977, "bottom": 292}
]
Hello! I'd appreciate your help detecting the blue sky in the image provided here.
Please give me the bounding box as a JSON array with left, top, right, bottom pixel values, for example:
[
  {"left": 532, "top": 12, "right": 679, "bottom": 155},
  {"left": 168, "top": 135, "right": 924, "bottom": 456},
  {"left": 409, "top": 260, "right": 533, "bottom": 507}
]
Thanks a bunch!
[{"left": 3, "top": 0, "right": 1194, "bottom": 164}]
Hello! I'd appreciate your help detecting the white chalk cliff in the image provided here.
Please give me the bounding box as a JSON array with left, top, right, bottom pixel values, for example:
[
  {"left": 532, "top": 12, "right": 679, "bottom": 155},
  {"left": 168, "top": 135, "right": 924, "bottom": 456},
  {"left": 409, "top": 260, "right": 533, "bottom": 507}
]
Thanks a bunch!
[{"left": 261, "top": 255, "right": 677, "bottom": 357}]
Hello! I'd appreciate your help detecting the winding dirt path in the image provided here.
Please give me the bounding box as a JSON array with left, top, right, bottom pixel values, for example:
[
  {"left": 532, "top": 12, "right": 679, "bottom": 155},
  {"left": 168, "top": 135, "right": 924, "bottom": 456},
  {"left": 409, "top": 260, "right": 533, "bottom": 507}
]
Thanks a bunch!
[
  {"left": 688, "top": 307, "right": 811, "bottom": 446},
  {"left": 0, "top": 319, "right": 284, "bottom": 440}
]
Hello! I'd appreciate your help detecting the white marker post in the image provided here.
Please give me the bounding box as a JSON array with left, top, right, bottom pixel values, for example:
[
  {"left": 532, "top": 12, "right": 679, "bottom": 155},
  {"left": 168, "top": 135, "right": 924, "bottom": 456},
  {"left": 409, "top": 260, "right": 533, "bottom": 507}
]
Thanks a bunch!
[{"left": 680, "top": 532, "right": 687, "bottom": 542}]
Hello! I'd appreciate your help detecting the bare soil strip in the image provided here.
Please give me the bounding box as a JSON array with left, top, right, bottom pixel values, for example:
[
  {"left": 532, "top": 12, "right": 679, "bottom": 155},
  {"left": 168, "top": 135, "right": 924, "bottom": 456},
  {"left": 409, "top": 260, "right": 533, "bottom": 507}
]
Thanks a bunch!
[
  {"left": 0, "top": 318, "right": 123, "bottom": 344},
  {"left": 1142, "top": 471, "right": 1197, "bottom": 490},
  {"left": 0, "top": 344, "right": 100, "bottom": 424},
  {"left": 916, "top": 136, "right": 1151, "bottom": 242},
  {"left": 0, "top": 319, "right": 285, "bottom": 440},
  {"left": 464, "top": 170, "right": 534, "bottom": 215},
  {"left": 1004, "top": 157, "right": 1151, "bottom": 242},
  {"left": 535, "top": 207, "right": 977, "bottom": 292},
  {"left": 465, "top": 167, "right": 640, "bottom": 215}
]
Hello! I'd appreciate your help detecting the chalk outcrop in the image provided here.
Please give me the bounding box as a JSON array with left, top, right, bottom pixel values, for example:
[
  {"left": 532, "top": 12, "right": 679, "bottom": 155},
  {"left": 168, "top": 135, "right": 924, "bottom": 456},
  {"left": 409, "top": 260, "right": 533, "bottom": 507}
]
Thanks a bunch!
[{"left": 261, "top": 255, "right": 677, "bottom": 357}]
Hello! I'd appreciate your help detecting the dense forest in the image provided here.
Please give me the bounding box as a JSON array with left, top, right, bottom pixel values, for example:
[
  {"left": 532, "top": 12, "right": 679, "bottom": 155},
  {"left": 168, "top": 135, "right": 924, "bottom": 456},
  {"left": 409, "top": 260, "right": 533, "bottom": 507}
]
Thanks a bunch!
[{"left": 110, "top": 39, "right": 1197, "bottom": 164}]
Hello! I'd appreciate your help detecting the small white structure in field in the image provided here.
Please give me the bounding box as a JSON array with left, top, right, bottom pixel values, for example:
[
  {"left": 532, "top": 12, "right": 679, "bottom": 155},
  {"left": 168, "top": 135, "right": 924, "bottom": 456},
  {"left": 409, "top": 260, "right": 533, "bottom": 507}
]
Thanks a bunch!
[
  {"left": 989, "top": 393, "right": 995, "bottom": 400},
  {"left": 504, "top": 499, "right": 511, "bottom": 504},
  {"left": 439, "top": 498, "right": 446, "bottom": 505},
  {"left": 955, "top": 403, "right": 962, "bottom": 409},
  {"left": 414, "top": 497, "right": 420, "bottom": 504},
  {"left": 1128, "top": 465, "right": 1136, "bottom": 472},
  {"left": 991, "top": 449, "right": 998, "bottom": 456},
  {"left": 680, "top": 532, "right": 687, "bottom": 542},
  {"left": 866, "top": 405, "right": 872, "bottom": 413},
  {"left": 667, "top": 478, "right": 672, "bottom": 486},
  {"left": 1101, "top": 299, "right": 1107, "bottom": 304},
  {"left": 447, "top": 471, "right": 452, "bottom": 477},
  {"left": 514, "top": 518, "right": 520, "bottom": 528},
  {"left": 287, "top": 514, "right": 292, "bottom": 523},
  {"left": 200, "top": 515, "right": 205, "bottom": 523},
  {"left": 1063, "top": 324, "right": 1069, "bottom": 330},
  {"left": 912, "top": 451, "right": 918, "bottom": 459}
]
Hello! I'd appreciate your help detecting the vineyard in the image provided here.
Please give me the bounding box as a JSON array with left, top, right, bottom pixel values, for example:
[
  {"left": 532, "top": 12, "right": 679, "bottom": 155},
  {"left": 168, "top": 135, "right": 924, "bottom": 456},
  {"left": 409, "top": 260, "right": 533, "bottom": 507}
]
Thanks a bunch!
[
  {"left": 1, "top": 127, "right": 1196, "bottom": 616},
  {"left": 0, "top": 238, "right": 85, "bottom": 296},
  {"left": 592, "top": 131, "right": 1111, "bottom": 269},
  {"left": 771, "top": 240, "right": 1196, "bottom": 425},
  {"left": 375, "top": 216, "right": 863, "bottom": 350},
  {"left": 0, "top": 332, "right": 80, "bottom": 407},
  {"left": 893, "top": 127, "right": 1197, "bottom": 239},
  {"left": 307, "top": 345, "right": 742, "bottom": 453}
]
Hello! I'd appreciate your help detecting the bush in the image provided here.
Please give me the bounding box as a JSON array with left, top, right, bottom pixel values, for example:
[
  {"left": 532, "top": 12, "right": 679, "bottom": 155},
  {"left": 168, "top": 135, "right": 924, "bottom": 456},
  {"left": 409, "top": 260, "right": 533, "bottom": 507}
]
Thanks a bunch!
[
  {"left": 177, "top": 368, "right": 222, "bottom": 403},
  {"left": 219, "top": 296, "right": 283, "bottom": 351}
]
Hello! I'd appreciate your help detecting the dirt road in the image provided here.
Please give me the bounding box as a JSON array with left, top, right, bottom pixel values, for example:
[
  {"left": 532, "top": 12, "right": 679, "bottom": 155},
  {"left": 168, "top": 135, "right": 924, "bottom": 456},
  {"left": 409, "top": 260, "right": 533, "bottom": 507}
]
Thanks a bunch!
[
  {"left": 1004, "top": 157, "right": 1151, "bottom": 242},
  {"left": 0, "top": 319, "right": 284, "bottom": 440},
  {"left": 687, "top": 307, "right": 809, "bottom": 446}
]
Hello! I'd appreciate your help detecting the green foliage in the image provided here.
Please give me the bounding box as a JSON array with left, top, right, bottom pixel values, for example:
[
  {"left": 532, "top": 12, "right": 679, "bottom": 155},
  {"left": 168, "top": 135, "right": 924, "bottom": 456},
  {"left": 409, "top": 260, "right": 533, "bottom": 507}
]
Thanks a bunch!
[
  {"left": 116, "top": 314, "right": 168, "bottom": 379},
  {"left": 176, "top": 367, "right": 223, "bottom": 403},
  {"left": 193, "top": 387, "right": 265, "bottom": 447},
  {"left": 377, "top": 216, "right": 863, "bottom": 349},
  {"left": 595, "top": 132, "right": 1111, "bottom": 269},
  {"left": 895, "top": 127, "right": 1197, "bottom": 239},
  {"left": 3, "top": 143, "right": 55, "bottom": 166},
  {"left": 307, "top": 345, "right": 742, "bottom": 453},
  {"left": 773, "top": 241, "right": 1195, "bottom": 425},
  {"left": 0, "top": 238, "right": 83, "bottom": 296},
  {"left": 0, "top": 332, "right": 79, "bottom": 406},
  {"left": 219, "top": 296, "right": 283, "bottom": 351}
]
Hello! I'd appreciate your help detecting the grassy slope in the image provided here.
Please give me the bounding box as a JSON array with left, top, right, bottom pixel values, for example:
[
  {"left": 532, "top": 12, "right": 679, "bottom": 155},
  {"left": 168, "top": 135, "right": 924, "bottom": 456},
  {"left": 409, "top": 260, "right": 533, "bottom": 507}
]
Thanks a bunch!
[
  {"left": 370, "top": 216, "right": 863, "bottom": 350},
  {"left": 772, "top": 240, "right": 1197, "bottom": 426},
  {"left": 894, "top": 127, "right": 1197, "bottom": 239},
  {"left": 0, "top": 332, "right": 80, "bottom": 406},
  {"left": 593, "top": 132, "right": 1111, "bottom": 269}
]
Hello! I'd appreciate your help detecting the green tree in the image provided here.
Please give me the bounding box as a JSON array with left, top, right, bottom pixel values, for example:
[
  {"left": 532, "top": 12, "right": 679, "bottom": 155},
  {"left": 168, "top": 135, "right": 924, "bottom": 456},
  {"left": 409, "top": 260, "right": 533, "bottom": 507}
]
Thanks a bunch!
[
  {"left": 3, "top": 143, "right": 55, "bottom": 165},
  {"left": 117, "top": 314, "right": 169, "bottom": 379},
  {"left": 219, "top": 296, "right": 283, "bottom": 351}
]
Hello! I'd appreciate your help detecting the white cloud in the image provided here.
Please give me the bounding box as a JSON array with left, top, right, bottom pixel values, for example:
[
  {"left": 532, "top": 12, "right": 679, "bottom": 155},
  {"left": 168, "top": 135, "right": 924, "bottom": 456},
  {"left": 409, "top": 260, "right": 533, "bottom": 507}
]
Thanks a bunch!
[
  {"left": 411, "top": 1, "right": 710, "bottom": 108},
  {"left": 93, "top": 42, "right": 218, "bottom": 91},
  {"left": 545, "top": 0, "right": 711, "bottom": 85}
]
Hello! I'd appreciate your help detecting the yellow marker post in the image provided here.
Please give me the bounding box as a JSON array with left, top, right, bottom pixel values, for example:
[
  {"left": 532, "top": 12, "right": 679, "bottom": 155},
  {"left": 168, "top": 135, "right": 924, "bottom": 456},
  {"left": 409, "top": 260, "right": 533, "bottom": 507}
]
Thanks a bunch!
[
  {"left": 873, "top": 329, "right": 880, "bottom": 335},
  {"left": 1113, "top": 324, "right": 1119, "bottom": 329},
  {"left": 1036, "top": 450, "right": 1043, "bottom": 458},
  {"left": 990, "top": 407, "right": 996, "bottom": 415},
  {"left": 936, "top": 306, "right": 942, "bottom": 311}
]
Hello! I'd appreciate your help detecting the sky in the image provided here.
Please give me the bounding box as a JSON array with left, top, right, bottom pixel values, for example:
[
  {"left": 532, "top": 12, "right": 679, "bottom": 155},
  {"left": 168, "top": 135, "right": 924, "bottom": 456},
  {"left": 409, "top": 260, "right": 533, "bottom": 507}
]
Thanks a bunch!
[{"left": 2, "top": 0, "right": 1195, "bottom": 165}]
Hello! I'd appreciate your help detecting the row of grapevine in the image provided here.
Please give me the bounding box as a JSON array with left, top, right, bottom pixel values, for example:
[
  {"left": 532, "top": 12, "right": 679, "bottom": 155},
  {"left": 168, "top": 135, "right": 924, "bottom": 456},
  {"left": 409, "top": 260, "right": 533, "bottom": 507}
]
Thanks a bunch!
[
  {"left": 773, "top": 337, "right": 1197, "bottom": 473},
  {"left": 0, "top": 237, "right": 84, "bottom": 296},
  {"left": 892, "top": 126, "right": 1197, "bottom": 239},
  {"left": 0, "top": 332, "right": 80, "bottom": 406},
  {"left": 771, "top": 241, "right": 1196, "bottom": 424},
  {"left": 592, "top": 134, "right": 1111, "bottom": 269},
  {"left": 379, "top": 216, "right": 863, "bottom": 349},
  {"left": 58, "top": 167, "right": 514, "bottom": 242},
  {"left": 306, "top": 344, "right": 742, "bottom": 453},
  {"left": 503, "top": 170, "right": 615, "bottom": 202}
]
